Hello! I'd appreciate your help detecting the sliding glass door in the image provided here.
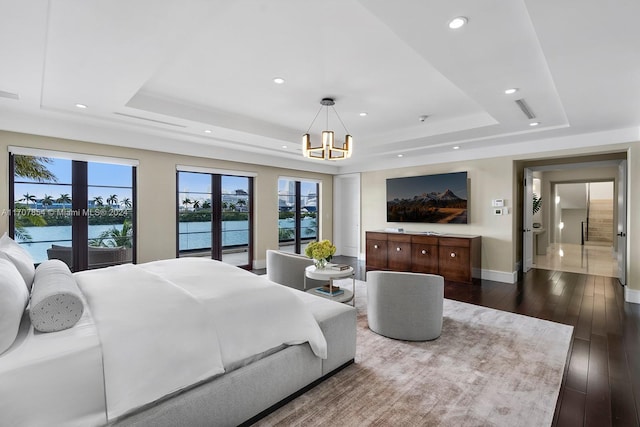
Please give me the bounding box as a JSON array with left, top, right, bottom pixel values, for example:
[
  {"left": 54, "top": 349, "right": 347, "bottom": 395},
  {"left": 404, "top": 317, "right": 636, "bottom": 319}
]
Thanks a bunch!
[
  {"left": 10, "top": 153, "right": 136, "bottom": 271},
  {"left": 177, "top": 171, "right": 253, "bottom": 269},
  {"left": 278, "top": 178, "right": 319, "bottom": 254}
]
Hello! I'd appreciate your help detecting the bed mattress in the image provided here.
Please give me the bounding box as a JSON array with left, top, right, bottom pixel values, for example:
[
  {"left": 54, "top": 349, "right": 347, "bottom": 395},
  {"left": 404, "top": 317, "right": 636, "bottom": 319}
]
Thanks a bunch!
[{"left": 0, "top": 292, "right": 106, "bottom": 427}]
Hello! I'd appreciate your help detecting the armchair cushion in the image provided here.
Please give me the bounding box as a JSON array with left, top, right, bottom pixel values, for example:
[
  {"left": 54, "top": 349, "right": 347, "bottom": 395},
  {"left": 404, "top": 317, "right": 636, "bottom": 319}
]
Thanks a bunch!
[{"left": 266, "top": 250, "right": 325, "bottom": 291}]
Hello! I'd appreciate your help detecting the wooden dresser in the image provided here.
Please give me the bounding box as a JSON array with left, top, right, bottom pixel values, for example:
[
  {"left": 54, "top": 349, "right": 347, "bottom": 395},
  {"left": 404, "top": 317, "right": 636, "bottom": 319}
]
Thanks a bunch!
[{"left": 366, "top": 231, "right": 481, "bottom": 284}]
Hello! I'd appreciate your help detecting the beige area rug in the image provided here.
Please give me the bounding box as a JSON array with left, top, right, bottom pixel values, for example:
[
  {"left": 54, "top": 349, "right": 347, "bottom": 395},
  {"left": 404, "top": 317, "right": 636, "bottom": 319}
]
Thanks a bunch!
[{"left": 254, "top": 280, "right": 573, "bottom": 427}]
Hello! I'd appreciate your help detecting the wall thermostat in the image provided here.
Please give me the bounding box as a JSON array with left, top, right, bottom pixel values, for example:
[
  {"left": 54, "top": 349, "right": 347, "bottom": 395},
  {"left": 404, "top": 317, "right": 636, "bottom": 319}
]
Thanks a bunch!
[{"left": 492, "top": 199, "right": 505, "bottom": 207}]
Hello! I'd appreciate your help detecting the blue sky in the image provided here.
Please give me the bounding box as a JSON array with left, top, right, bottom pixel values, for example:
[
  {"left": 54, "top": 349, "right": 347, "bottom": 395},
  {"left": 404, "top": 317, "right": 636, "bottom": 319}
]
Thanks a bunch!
[
  {"left": 15, "top": 158, "right": 133, "bottom": 204},
  {"left": 178, "top": 172, "right": 250, "bottom": 198},
  {"left": 15, "top": 157, "right": 317, "bottom": 204},
  {"left": 278, "top": 179, "right": 318, "bottom": 195}
]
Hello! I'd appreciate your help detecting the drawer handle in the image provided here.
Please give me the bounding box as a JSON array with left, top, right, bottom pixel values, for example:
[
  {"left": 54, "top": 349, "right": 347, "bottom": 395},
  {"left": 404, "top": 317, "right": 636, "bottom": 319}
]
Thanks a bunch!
[
  {"left": 396, "top": 247, "right": 402, "bottom": 252},
  {"left": 450, "top": 252, "right": 456, "bottom": 258},
  {"left": 374, "top": 244, "right": 378, "bottom": 249},
  {"left": 421, "top": 249, "right": 427, "bottom": 255}
]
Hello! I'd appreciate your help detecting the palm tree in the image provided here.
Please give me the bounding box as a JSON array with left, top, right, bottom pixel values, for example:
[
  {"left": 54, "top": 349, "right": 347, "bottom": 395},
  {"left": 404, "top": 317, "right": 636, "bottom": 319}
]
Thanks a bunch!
[
  {"left": 93, "top": 196, "right": 104, "bottom": 207},
  {"left": 120, "top": 197, "right": 132, "bottom": 209},
  {"left": 14, "top": 155, "right": 57, "bottom": 182},
  {"left": 41, "top": 194, "right": 54, "bottom": 207},
  {"left": 236, "top": 199, "right": 247, "bottom": 210},
  {"left": 13, "top": 214, "right": 46, "bottom": 241},
  {"left": 202, "top": 200, "right": 212, "bottom": 209},
  {"left": 182, "top": 197, "right": 192, "bottom": 210},
  {"left": 193, "top": 200, "right": 201, "bottom": 210},
  {"left": 13, "top": 156, "right": 57, "bottom": 242},
  {"left": 93, "top": 220, "right": 133, "bottom": 248},
  {"left": 57, "top": 193, "right": 71, "bottom": 206},
  {"left": 106, "top": 194, "right": 118, "bottom": 207},
  {"left": 20, "top": 193, "right": 37, "bottom": 208}
]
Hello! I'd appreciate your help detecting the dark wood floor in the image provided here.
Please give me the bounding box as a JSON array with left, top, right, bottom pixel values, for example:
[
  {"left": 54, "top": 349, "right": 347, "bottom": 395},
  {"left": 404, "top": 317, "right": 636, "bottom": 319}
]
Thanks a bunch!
[{"left": 328, "top": 256, "right": 640, "bottom": 427}]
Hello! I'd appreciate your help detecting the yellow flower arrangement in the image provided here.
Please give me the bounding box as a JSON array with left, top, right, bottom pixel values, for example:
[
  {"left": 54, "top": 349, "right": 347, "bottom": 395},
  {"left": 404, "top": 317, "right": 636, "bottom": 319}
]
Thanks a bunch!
[{"left": 305, "top": 240, "right": 336, "bottom": 269}]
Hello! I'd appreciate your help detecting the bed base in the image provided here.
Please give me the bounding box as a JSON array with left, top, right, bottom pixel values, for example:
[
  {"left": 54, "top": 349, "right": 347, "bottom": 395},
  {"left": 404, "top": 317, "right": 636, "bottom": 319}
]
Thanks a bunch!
[{"left": 113, "top": 292, "right": 357, "bottom": 427}]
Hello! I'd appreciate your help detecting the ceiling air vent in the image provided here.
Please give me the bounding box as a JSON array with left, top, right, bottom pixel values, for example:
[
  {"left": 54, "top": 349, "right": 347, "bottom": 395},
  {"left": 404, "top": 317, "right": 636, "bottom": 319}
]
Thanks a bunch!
[
  {"left": 515, "top": 99, "right": 536, "bottom": 120},
  {"left": 113, "top": 112, "right": 186, "bottom": 128},
  {"left": 0, "top": 90, "right": 20, "bottom": 100}
]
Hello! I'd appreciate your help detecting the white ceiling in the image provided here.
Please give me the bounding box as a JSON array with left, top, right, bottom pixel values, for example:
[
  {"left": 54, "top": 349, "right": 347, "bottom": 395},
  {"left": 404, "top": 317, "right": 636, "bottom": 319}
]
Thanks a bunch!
[{"left": 1, "top": 0, "right": 639, "bottom": 174}]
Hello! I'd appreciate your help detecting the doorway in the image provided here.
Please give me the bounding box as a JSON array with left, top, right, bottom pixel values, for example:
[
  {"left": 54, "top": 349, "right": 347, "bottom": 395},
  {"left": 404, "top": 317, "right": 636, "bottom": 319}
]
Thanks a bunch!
[
  {"left": 522, "top": 157, "right": 627, "bottom": 281},
  {"left": 535, "top": 181, "right": 617, "bottom": 277}
]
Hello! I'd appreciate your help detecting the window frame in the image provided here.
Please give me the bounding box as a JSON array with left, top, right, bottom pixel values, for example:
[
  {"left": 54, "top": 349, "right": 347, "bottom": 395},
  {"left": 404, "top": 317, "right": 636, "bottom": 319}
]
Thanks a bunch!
[{"left": 9, "top": 152, "right": 137, "bottom": 271}]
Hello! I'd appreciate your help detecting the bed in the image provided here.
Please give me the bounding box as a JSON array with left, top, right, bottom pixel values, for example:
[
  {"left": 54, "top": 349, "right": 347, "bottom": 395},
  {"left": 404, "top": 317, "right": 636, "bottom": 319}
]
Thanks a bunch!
[{"left": 0, "top": 243, "right": 357, "bottom": 427}]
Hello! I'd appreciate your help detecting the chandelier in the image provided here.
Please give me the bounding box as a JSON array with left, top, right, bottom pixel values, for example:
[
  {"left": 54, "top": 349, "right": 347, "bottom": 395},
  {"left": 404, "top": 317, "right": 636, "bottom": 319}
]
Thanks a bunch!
[{"left": 302, "top": 98, "right": 352, "bottom": 160}]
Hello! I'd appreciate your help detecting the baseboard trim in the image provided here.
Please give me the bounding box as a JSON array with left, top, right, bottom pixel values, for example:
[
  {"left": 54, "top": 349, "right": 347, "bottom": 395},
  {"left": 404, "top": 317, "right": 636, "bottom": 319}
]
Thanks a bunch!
[
  {"left": 481, "top": 269, "right": 517, "bottom": 284},
  {"left": 624, "top": 287, "right": 640, "bottom": 304}
]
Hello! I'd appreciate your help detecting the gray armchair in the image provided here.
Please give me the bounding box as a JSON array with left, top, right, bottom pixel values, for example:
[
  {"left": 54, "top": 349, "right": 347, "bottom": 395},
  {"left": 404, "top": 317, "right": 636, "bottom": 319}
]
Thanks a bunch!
[
  {"left": 266, "top": 250, "right": 325, "bottom": 291},
  {"left": 366, "top": 270, "right": 444, "bottom": 341}
]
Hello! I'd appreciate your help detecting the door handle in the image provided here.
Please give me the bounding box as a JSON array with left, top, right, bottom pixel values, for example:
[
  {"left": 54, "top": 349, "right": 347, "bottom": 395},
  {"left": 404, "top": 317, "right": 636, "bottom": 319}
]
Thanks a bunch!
[{"left": 617, "top": 232, "right": 626, "bottom": 237}]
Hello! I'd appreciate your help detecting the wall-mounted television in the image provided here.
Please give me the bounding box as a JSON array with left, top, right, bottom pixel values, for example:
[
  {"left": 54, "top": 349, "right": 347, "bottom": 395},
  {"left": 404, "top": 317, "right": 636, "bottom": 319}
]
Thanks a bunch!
[{"left": 386, "top": 171, "right": 468, "bottom": 223}]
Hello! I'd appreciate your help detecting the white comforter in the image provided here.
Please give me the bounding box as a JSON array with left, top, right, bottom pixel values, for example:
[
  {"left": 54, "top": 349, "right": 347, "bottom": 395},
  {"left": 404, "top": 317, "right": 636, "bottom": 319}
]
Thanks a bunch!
[{"left": 75, "top": 258, "right": 327, "bottom": 421}]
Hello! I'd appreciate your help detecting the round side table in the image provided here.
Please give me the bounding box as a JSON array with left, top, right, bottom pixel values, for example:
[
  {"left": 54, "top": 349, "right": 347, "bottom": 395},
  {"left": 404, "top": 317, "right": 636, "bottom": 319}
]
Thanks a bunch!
[{"left": 304, "top": 264, "right": 355, "bottom": 305}]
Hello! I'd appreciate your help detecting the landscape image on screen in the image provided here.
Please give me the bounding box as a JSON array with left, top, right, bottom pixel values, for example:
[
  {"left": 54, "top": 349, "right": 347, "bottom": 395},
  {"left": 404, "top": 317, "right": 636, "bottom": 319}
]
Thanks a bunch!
[{"left": 386, "top": 172, "right": 468, "bottom": 223}]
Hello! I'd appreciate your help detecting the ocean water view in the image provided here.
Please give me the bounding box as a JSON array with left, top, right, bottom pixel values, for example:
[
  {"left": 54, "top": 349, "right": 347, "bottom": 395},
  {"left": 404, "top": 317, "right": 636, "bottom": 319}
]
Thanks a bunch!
[{"left": 20, "top": 218, "right": 316, "bottom": 263}]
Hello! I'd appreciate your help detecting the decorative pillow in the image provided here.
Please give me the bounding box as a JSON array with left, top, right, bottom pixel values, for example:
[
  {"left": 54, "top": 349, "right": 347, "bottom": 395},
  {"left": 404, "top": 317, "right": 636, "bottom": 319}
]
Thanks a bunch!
[
  {"left": 0, "top": 232, "right": 36, "bottom": 291},
  {"left": 0, "top": 258, "right": 29, "bottom": 354},
  {"left": 29, "top": 260, "right": 84, "bottom": 333}
]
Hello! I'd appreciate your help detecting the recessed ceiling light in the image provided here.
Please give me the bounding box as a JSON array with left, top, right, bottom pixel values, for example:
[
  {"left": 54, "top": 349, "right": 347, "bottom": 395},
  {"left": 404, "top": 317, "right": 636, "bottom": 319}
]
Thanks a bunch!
[
  {"left": 273, "top": 77, "right": 285, "bottom": 84},
  {"left": 453, "top": 146, "right": 460, "bottom": 150},
  {"left": 204, "top": 129, "right": 212, "bottom": 133},
  {"left": 75, "top": 103, "right": 87, "bottom": 109},
  {"left": 504, "top": 88, "right": 518, "bottom": 95},
  {"left": 529, "top": 122, "right": 540, "bottom": 127},
  {"left": 448, "top": 16, "right": 468, "bottom": 29},
  {"left": 359, "top": 112, "right": 368, "bottom": 117},
  {"left": 282, "top": 145, "right": 288, "bottom": 149},
  {"left": 397, "top": 154, "right": 404, "bottom": 158}
]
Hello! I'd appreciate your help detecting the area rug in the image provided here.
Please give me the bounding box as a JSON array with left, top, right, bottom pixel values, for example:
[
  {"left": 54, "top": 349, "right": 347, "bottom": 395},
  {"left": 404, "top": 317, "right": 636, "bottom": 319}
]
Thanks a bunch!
[{"left": 254, "top": 280, "right": 573, "bottom": 426}]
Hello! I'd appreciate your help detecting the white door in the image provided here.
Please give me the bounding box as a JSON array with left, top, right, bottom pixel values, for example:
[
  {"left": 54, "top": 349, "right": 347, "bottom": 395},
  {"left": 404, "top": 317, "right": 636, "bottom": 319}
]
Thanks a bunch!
[
  {"left": 617, "top": 160, "right": 627, "bottom": 284},
  {"left": 333, "top": 174, "right": 360, "bottom": 257},
  {"left": 523, "top": 168, "right": 534, "bottom": 272}
]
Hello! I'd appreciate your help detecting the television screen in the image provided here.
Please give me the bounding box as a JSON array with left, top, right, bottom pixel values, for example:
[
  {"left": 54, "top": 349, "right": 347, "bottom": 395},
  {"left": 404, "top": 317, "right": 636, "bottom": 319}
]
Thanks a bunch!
[{"left": 386, "top": 172, "right": 468, "bottom": 223}]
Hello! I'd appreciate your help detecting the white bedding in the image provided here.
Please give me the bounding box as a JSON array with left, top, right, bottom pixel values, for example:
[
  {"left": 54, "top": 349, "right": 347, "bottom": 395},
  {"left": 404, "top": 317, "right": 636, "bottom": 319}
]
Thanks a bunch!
[
  {"left": 74, "top": 262, "right": 225, "bottom": 420},
  {"left": 138, "top": 258, "right": 328, "bottom": 366},
  {"left": 0, "top": 292, "right": 106, "bottom": 427},
  {"left": 74, "top": 257, "right": 327, "bottom": 421}
]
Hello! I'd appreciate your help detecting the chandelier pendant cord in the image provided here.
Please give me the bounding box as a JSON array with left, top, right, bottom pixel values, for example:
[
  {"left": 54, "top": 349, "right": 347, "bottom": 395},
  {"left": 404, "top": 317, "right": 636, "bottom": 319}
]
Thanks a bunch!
[
  {"left": 331, "top": 106, "right": 350, "bottom": 135},
  {"left": 305, "top": 104, "right": 350, "bottom": 135},
  {"left": 305, "top": 105, "right": 324, "bottom": 134}
]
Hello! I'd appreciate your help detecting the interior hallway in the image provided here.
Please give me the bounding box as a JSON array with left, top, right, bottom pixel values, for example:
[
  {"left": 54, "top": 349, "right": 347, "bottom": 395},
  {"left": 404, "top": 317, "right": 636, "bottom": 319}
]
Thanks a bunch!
[{"left": 534, "top": 243, "right": 619, "bottom": 278}]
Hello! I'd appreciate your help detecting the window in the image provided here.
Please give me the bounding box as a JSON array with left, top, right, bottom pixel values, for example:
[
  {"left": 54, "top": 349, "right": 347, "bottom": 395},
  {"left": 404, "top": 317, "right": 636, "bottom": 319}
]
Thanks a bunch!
[
  {"left": 177, "top": 170, "right": 253, "bottom": 269},
  {"left": 10, "top": 152, "right": 136, "bottom": 271},
  {"left": 278, "top": 178, "right": 319, "bottom": 254}
]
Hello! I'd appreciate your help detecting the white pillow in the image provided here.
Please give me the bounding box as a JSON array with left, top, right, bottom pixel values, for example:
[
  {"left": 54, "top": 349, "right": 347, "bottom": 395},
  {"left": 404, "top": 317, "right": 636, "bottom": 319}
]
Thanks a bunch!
[
  {"left": 0, "top": 232, "right": 36, "bottom": 291},
  {"left": 0, "top": 258, "right": 29, "bottom": 354},
  {"left": 29, "top": 260, "right": 84, "bottom": 333}
]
